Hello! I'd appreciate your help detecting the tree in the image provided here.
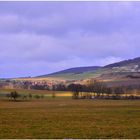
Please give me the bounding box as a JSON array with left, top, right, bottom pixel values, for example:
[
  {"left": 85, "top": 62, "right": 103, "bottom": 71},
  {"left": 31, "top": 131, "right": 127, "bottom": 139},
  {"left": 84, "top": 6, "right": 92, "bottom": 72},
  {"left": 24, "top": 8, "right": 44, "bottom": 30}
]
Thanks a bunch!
[
  {"left": 113, "top": 86, "right": 124, "bottom": 99},
  {"left": 68, "top": 84, "right": 83, "bottom": 99},
  {"left": 10, "top": 91, "right": 19, "bottom": 101},
  {"left": 87, "top": 80, "right": 107, "bottom": 98},
  {"left": 106, "top": 87, "right": 113, "bottom": 97},
  {"left": 55, "top": 84, "right": 66, "bottom": 91}
]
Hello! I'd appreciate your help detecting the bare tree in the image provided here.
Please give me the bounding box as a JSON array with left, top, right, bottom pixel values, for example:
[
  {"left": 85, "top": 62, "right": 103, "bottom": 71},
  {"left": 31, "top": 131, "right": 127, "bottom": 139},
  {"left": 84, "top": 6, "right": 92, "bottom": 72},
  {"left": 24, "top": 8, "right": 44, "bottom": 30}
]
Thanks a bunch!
[{"left": 10, "top": 91, "right": 19, "bottom": 101}]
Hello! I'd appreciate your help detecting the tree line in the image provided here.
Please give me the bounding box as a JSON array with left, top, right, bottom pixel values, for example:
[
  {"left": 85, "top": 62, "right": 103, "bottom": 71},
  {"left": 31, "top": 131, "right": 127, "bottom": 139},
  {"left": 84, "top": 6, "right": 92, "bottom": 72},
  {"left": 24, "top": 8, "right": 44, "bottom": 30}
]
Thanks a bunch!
[
  {"left": 67, "top": 80, "right": 140, "bottom": 99},
  {"left": 6, "top": 91, "right": 45, "bottom": 101},
  {"left": 32, "top": 80, "right": 140, "bottom": 99},
  {"left": 5, "top": 80, "right": 140, "bottom": 101}
]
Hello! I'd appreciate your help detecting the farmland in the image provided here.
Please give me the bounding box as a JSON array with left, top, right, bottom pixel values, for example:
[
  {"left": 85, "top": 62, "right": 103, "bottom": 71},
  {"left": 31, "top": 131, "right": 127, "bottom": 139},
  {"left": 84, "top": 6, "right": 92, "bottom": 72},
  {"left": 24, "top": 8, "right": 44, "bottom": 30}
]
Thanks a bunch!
[
  {"left": 0, "top": 88, "right": 72, "bottom": 97},
  {"left": 0, "top": 90, "right": 140, "bottom": 139}
]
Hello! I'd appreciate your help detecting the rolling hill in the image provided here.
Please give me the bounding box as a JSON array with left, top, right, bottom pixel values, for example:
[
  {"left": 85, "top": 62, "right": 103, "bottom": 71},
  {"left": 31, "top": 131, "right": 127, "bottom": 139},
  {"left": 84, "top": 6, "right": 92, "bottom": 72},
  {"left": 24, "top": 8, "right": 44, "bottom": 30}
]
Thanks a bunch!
[
  {"left": 11, "top": 56, "right": 140, "bottom": 88},
  {"left": 104, "top": 57, "right": 140, "bottom": 68},
  {"left": 36, "top": 57, "right": 140, "bottom": 84},
  {"left": 37, "top": 66, "right": 101, "bottom": 78}
]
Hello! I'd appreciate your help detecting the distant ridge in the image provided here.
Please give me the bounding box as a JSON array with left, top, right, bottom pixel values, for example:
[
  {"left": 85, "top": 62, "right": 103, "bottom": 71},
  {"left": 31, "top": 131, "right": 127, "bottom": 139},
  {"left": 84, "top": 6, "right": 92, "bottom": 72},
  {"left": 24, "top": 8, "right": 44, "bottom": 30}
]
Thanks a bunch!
[
  {"left": 104, "top": 57, "right": 140, "bottom": 68},
  {"left": 36, "top": 56, "right": 140, "bottom": 81},
  {"left": 37, "top": 66, "right": 101, "bottom": 77}
]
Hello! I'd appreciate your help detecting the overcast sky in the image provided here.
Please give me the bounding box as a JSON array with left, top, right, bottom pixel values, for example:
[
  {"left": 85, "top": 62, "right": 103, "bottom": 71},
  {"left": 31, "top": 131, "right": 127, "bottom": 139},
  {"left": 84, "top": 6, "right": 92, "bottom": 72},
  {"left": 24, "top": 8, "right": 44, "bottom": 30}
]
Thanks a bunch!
[{"left": 1, "top": 1, "right": 140, "bottom": 78}]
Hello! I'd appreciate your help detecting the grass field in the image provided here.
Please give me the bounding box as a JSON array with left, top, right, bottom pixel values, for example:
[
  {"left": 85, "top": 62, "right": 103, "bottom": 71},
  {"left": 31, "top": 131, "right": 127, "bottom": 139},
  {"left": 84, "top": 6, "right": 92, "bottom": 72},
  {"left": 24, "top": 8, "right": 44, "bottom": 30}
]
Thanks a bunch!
[
  {"left": 0, "top": 88, "right": 72, "bottom": 97},
  {"left": 0, "top": 97, "right": 140, "bottom": 139}
]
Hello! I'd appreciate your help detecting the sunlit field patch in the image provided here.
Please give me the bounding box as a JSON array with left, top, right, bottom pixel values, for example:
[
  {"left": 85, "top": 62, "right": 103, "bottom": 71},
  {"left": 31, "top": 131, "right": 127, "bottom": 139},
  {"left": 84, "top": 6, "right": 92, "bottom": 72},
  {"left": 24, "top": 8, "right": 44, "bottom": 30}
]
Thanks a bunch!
[{"left": 0, "top": 88, "right": 72, "bottom": 97}]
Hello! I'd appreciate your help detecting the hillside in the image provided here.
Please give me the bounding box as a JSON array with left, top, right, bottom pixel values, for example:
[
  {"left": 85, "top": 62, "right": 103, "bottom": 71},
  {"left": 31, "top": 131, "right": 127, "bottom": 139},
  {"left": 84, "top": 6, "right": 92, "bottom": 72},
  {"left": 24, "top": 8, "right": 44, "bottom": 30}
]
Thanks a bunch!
[
  {"left": 37, "top": 66, "right": 101, "bottom": 80},
  {"left": 9, "top": 56, "right": 140, "bottom": 88},
  {"left": 104, "top": 57, "right": 140, "bottom": 68},
  {"left": 38, "top": 66, "right": 101, "bottom": 76},
  {"left": 34, "top": 57, "right": 140, "bottom": 86}
]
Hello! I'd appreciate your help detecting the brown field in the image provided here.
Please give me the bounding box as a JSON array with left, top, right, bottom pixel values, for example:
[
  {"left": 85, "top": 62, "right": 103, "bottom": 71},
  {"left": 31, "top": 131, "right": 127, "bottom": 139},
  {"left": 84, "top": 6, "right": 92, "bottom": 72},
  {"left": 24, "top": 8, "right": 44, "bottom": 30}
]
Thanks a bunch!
[{"left": 0, "top": 95, "right": 140, "bottom": 139}]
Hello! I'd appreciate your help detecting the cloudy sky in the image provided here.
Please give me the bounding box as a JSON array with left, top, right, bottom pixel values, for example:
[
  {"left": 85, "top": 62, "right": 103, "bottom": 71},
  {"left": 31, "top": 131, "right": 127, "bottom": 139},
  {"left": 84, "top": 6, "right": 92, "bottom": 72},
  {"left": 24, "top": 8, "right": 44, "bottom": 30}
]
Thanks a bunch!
[{"left": 1, "top": 1, "right": 140, "bottom": 78}]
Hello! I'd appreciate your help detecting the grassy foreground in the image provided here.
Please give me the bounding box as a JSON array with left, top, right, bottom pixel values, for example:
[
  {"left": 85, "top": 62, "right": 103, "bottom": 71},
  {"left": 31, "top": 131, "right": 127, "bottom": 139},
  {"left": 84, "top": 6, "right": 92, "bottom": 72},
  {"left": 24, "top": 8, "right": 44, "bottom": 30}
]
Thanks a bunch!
[{"left": 0, "top": 98, "right": 140, "bottom": 139}]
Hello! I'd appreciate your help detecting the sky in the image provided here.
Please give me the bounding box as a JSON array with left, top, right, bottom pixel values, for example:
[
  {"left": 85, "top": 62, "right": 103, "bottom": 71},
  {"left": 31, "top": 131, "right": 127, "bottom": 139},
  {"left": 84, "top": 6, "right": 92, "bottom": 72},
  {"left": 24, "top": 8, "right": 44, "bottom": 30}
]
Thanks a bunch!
[{"left": 1, "top": 1, "right": 140, "bottom": 78}]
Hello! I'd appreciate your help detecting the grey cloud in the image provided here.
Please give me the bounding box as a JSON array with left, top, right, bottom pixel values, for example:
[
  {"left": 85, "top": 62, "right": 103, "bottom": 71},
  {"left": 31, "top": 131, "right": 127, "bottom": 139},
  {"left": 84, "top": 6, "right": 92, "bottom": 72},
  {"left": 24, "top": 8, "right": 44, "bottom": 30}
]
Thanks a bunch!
[
  {"left": 0, "top": 2, "right": 140, "bottom": 77},
  {"left": 0, "top": 2, "right": 140, "bottom": 35}
]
